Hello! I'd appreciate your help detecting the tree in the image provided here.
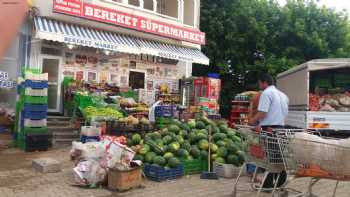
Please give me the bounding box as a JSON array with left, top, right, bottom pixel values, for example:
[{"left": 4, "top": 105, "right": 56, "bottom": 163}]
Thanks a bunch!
[{"left": 196, "top": 0, "right": 350, "bottom": 117}]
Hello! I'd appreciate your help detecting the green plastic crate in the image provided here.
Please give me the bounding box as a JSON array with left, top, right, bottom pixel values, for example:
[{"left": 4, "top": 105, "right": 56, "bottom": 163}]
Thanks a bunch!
[
  {"left": 23, "top": 96, "right": 48, "bottom": 104},
  {"left": 201, "top": 159, "right": 209, "bottom": 171},
  {"left": 183, "top": 159, "right": 203, "bottom": 175},
  {"left": 23, "top": 127, "right": 49, "bottom": 135}
]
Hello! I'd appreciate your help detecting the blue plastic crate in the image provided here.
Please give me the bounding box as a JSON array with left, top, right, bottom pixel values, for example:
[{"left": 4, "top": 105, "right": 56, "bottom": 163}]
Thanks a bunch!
[
  {"left": 208, "top": 73, "right": 220, "bottom": 79},
  {"left": 155, "top": 105, "right": 177, "bottom": 117},
  {"left": 23, "top": 104, "right": 48, "bottom": 112},
  {"left": 24, "top": 80, "right": 48, "bottom": 89},
  {"left": 144, "top": 164, "right": 183, "bottom": 182},
  {"left": 21, "top": 110, "right": 47, "bottom": 120},
  {"left": 80, "top": 135, "right": 100, "bottom": 143}
]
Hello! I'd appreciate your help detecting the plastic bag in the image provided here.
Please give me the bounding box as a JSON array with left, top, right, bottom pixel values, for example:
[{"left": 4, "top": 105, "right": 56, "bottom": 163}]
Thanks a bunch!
[
  {"left": 319, "top": 104, "right": 336, "bottom": 112},
  {"left": 70, "top": 142, "right": 106, "bottom": 162},
  {"left": 73, "top": 159, "right": 107, "bottom": 187},
  {"left": 338, "top": 95, "right": 350, "bottom": 106}
]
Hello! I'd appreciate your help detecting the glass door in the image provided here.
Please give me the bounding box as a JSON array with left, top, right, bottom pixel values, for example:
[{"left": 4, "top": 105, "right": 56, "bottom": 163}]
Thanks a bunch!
[{"left": 41, "top": 56, "right": 62, "bottom": 113}]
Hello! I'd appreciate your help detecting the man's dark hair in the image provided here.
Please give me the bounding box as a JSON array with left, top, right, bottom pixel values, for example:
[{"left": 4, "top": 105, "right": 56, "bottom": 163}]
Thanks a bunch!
[{"left": 258, "top": 73, "right": 274, "bottom": 85}]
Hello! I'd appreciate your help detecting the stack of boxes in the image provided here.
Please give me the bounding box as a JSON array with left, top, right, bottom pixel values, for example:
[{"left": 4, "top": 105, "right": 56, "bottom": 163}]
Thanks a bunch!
[{"left": 16, "top": 70, "right": 51, "bottom": 152}]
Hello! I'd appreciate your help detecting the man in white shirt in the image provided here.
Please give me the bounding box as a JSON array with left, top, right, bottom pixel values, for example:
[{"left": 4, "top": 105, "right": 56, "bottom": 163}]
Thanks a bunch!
[{"left": 249, "top": 73, "right": 289, "bottom": 189}]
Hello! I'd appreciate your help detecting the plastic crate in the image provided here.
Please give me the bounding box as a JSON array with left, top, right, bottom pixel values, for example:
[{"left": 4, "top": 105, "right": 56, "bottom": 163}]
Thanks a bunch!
[
  {"left": 23, "top": 127, "right": 49, "bottom": 135},
  {"left": 24, "top": 88, "right": 48, "bottom": 96},
  {"left": 23, "top": 104, "right": 48, "bottom": 112},
  {"left": 80, "top": 135, "right": 100, "bottom": 143},
  {"left": 22, "top": 110, "right": 47, "bottom": 120},
  {"left": 213, "top": 162, "right": 241, "bottom": 178},
  {"left": 24, "top": 72, "right": 48, "bottom": 81},
  {"left": 155, "top": 105, "right": 177, "bottom": 117},
  {"left": 24, "top": 134, "right": 51, "bottom": 152},
  {"left": 24, "top": 119, "right": 47, "bottom": 127},
  {"left": 24, "top": 80, "right": 48, "bottom": 89},
  {"left": 144, "top": 164, "right": 183, "bottom": 182},
  {"left": 23, "top": 96, "right": 48, "bottom": 104},
  {"left": 183, "top": 159, "right": 203, "bottom": 175}
]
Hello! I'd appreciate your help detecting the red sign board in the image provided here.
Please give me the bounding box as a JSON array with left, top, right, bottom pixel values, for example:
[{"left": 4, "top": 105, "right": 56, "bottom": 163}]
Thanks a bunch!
[{"left": 53, "top": 0, "right": 206, "bottom": 45}]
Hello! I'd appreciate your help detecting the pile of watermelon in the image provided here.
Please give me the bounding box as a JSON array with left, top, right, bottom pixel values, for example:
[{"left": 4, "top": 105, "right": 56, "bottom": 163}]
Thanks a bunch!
[{"left": 129, "top": 116, "right": 245, "bottom": 169}]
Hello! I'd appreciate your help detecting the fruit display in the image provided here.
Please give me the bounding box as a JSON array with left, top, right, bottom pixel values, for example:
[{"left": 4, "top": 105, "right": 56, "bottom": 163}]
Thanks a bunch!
[
  {"left": 309, "top": 92, "right": 350, "bottom": 112},
  {"left": 129, "top": 116, "right": 245, "bottom": 169},
  {"left": 83, "top": 106, "right": 124, "bottom": 120}
]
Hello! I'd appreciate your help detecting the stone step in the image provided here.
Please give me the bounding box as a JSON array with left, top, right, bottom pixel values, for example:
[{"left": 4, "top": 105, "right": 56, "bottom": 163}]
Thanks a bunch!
[
  {"left": 47, "top": 116, "right": 71, "bottom": 122},
  {"left": 49, "top": 126, "right": 78, "bottom": 132},
  {"left": 53, "top": 132, "right": 80, "bottom": 139}
]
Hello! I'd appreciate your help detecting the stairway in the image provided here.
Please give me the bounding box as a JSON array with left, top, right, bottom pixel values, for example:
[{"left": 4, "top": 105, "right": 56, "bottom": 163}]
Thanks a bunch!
[{"left": 48, "top": 116, "right": 80, "bottom": 148}]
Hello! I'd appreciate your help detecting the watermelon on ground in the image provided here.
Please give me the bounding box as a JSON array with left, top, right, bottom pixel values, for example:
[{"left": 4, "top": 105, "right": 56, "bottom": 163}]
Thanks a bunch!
[
  {"left": 227, "top": 154, "right": 240, "bottom": 166},
  {"left": 217, "top": 147, "right": 228, "bottom": 158},
  {"left": 163, "top": 135, "right": 173, "bottom": 145},
  {"left": 215, "top": 157, "right": 226, "bottom": 164},
  {"left": 168, "top": 124, "right": 180, "bottom": 134},
  {"left": 133, "top": 154, "right": 144, "bottom": 162},
  {"left": 145, "top": 152, "right": 157, "bottom": 163},
  {"left": 190, "top": 146, "right": 201, "bottom": 158},
  {"left": 153, "top": 156, "right": 166, "bottom": 166},
  {"left": 227, "top": 143, "right": 239, "bottom": 154},
  {"left": 198, "top": 139, "right": 209, "bottom": 150},
  {"left": 196, "top": 121, "right": 206, "bottom": 129},
  {"left": 163, "top": 152, "right": 174, "bottom": 160},
  {"left": 131, "top": 134, "right": 142, "bottom": 145},
  {"left": 168, "top": 157, "right": 181, "bottom": 168}
]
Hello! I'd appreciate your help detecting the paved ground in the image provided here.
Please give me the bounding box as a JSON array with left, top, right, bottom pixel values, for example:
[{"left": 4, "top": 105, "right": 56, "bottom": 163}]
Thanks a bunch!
[{"left": 0, "top": 147, "right": 349, "bottom": 197}]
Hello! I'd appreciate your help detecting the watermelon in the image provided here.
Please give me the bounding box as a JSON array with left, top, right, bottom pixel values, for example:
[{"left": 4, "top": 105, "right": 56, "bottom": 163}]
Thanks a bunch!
[
  {"left": 163, "top": 152, "right": 174, "bottom": 160},
  {"left": 190, "top": 147, "right": 201, "bottom": 158},
  {"left": 212, "top": 126, "right": 220, "bottom": 134},
  {"left": 160, "top": 128, "right": 169, "bottom": 136},
  {"left": 153, "top": 156, "right": 166, "bottom": 166},
  {"left": 198, "top": 139, "right": 209, "bottom": 150},
  {"left": 131, "top": 134, "right": 142, "bottom": 145},
  {"left": 219, "top": 125, "right": 229, "bottom": 133},
  {"left": 210, "top": 143, "right": 218, "bottom": 153},
  {"left": 168, "top": 157, "right": 181, "bottom": 168},
  {"left": 180, "top": 124, "right": 191, "bottom": 132},
  {"left": 171, "top": 119, "right": 182, "bottom": 127},
  {"left": 186, "top": 155, "right": 194, "bottom": 160},
  {"left": 196, "top": 121, "right": 206, "bottom": 129},
  {"left": 145, "top": 152, "right": 157, "bottom": 163},
  {"left": 200, "top": 150, "right": 208, "bottom": 159},
  {"left": 169, "top": 142, "right": 181, "bottom": 153},
  {"left": 169, "top": 124, "right": 180, "bottom": 134},
  {"left": 163, "top": 135, "right": 173, "bottom": 145},
  {"left": 152, "top": 132, "right": 162, "bottom": 140},
  {"left": 227, "top": 143, "right": 239, "bottom": 154},
  {"left": 215, "top": 157, "right": 226, "bottom": 164},
  {"left": 237, "top": 150, "right": 245, "bottom": 164},
  {"left": 182, "top": 141, "right": 192, "bottom": 152},
  {"left": 213, "top": 133, "right": 226, "bottom": 142},
  {"left": 195, "top": 133, "right": 207, "bottom": 141},
  {"left": 224, "top": 139, "right": 234, "bottom": 146},
  {"left": 189, "top": 132, "right": 197, "bottom": 143},
  {"left": 188, "top": 120, "right": 196, "bottom": 129},
  {"left": 176, "top": 135, "right": 185, "bottom": 145},
  {"left": 211, "top": 154, "right": 218, "bottom": 160},
  {"left": 138, "top": 147, "right": 148, "bottom": 155},
  {"left": 178, "top": 130, "right": 188, "bottom": 137},
  {"left": 227, "top": 154, "right": 240, "bottom": 166},
  {"left": 217, "top": 147, "right": 228, "bottom": 158},
  {"left": 177, "top": 148, "right": 189, "bottom": 158},
  {"left": 133, "top": 154, "right": 144, "bottom": 162},
  {"left": 216, "top": 140, "right": 226, "bottom": 147},
  {"left": 232, "top": 135, "right": 242, "bottom": 143}
]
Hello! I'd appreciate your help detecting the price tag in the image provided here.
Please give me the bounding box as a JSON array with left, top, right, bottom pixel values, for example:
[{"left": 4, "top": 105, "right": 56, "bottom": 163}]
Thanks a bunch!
[{"left": 0, "top": 71, "right": 9, "bottom": 80}]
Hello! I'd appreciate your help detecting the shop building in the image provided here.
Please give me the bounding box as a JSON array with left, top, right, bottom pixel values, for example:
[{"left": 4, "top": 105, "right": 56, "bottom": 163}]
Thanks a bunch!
[{"left": 26, "top": 0, "right": 209, "bottom": 113}]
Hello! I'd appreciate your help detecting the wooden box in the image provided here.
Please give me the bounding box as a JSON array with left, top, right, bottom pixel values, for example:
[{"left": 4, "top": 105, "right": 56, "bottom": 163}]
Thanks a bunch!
[{"left": 108, "top": 167, "right": 142, "bottom": 191}]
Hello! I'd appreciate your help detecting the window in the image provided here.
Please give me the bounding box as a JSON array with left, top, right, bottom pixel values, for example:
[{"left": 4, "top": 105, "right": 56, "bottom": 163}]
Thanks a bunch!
[
  {"left": 129, "top": 0, "right": 140, "bottom": 7},
  {"left": 183, "top": 0, "right": 195, "bottom": 26},
  {"left": 129, "top": 71, "right": 145, "bottom": 89},
  {"left": 86, "top": 71, "right": 98, "bottom": 82},
  {"left": 144, "top": 0, "right": 155, "bottom": 11},
  {"left": 157, "top": 0, "right": 179, "bottom": 18}
]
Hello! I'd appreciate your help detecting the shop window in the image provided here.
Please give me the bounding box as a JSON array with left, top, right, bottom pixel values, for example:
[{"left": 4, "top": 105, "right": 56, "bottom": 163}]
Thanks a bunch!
[
  {"left": 129, "top": 0, "right": 141, "bottom": 7},
  {"left": 144, "top": 0, "right": 155, "bottom": 11},
  {"left": 157, "top": 0, "right": 179, "bottom": 18},
  {"left": 87, "top": 71, "right": 98, "bottom": 82},
  {"left": 110, "top": 74, "right": 119, "bottom": 84},
  {"left": 183, "top": 0, "right": 195, "bottom": 26},
  {"left": 129, "top": 71, "right": 145, "bottom": 89},
  {"left": 41, "top": 46, "right": 62, "bottom": 56}
]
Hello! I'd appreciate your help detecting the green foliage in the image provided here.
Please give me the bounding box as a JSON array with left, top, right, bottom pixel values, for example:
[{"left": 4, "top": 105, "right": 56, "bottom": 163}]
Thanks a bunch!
[{"left": 198, "top": 0, "right": 350, "bottom": 117}]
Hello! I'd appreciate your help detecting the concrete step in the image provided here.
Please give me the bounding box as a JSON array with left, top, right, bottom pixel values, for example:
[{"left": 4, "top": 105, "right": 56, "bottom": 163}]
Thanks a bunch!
[
  {"left": 47, "top": 116, "right": 71, "bottom": 121},
  {"left": 53, "top": 132, "right": 80, "bottom": 140},
  {"left": 47, "top": 121, "right": 71, "bottom": 127},
  {"left": 49, "top": 126, "right": 78, "bottom": 132}
]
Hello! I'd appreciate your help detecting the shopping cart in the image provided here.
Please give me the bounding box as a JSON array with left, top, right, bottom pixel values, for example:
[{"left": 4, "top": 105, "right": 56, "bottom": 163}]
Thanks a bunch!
[
  {"left": 232, "top": 127, "right": 303, "bottom": 197},
  {"left": 285, "top": 133, "right": 350, "bottom": 197}
]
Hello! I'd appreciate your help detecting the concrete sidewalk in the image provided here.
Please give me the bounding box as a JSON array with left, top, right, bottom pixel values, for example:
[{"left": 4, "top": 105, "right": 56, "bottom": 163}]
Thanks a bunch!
[{"left": 0, "top": 148, "right": 348, "bottom": 197}]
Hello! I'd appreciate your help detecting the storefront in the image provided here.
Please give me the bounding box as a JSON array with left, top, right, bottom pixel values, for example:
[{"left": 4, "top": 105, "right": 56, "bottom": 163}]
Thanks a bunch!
[{"left": 28, "top": 0, "right": 209, "bottom": 113}]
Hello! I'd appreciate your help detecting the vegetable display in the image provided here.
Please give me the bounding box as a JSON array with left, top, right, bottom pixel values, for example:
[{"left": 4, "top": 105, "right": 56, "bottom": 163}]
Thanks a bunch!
[
  {"left": 83, "top": 106, "right": 124, "bottom": 120},
  {"left": 129, "top": 116, "right": 245, "bottom": 169}
]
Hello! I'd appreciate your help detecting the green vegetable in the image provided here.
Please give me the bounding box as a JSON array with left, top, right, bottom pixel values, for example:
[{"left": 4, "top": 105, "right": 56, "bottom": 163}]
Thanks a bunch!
[
  {"left": 198, "top": 139, "right": 209, "bottom": 150},
  {"left": 132, "top": 134, "right": 142, "bottom": 145},
  {"left": 153, "top": 156, "right": 166, "bottom": 166},
  {"left": 196, "top": 121, "right": 206, "bottom": 129},
  {"left": 217, "top": 147, "right": 228, "bottom": 158},
  {"left": 163, "top": 152, "right": 174, "bottom": 160},
  {"left": 214, "top": 157, "right": 226, "bottom": 164},
  {"left": 169, "top": 124, "right": 180, "bottom": 134},
  {"left": 145, "top": 152, "right": 157, "bottom": 163},
  {"left": 168, "top": 157, "right": 181, "bottom": 168}
]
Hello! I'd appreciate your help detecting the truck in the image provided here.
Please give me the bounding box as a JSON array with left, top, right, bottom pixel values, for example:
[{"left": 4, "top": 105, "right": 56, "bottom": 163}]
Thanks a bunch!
[{"left": 276, "top": 59, "right": 350, "bottom": 132}]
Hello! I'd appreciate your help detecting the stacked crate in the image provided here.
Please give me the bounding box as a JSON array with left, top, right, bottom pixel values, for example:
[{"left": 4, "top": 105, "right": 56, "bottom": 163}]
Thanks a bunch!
[{"left": 17, "top": 70, "right": 51, "bottom": 152}]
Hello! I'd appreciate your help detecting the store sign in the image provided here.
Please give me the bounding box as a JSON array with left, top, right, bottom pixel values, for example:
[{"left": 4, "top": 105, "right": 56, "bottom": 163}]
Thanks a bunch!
[
  {"left": 0, "top": 71, "right": 15, "bottom": 89},
  {"left": 158, "top": 52, "right": 193, "bottom": 62},
  {"left": 53, "top": 0, "right": 206, "bottom": 45},
  {"left": 64, "top": 36, "right": 119, "bottom": 51}
]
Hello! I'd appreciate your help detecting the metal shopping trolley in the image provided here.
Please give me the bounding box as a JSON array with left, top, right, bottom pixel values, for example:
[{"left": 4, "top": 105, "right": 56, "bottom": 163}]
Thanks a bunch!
[
  {"left": 285, "top": 133, "right": 350, "bottom": 197},
  {"left": 232, "top": 127, "right": 303, "bottom": 197}
]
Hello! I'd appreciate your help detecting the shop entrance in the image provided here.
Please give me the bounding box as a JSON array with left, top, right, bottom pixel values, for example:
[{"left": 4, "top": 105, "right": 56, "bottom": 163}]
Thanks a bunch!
[
  {"left": 129, "top": 70, "right": 146, "bottom": 89},
  {"left": 41, "top": 56, "right": 62, "bottom": 113}
]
